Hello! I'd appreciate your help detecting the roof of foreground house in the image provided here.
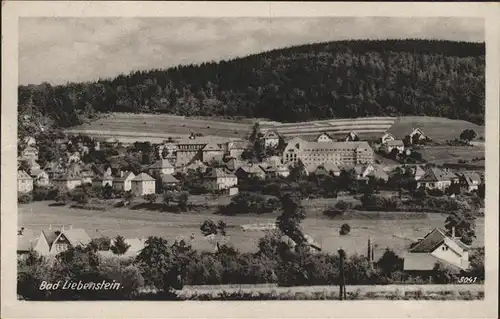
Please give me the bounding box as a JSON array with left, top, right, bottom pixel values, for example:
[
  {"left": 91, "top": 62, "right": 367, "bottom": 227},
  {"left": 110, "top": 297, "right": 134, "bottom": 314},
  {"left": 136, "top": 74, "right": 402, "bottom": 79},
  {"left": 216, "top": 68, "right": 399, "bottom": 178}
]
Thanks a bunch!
[
  {"left": 132, "top": 173, "right": 155, "bottom": 182},
  {"left": 419, "top": 167, "right": 458, "bottom": 183}
]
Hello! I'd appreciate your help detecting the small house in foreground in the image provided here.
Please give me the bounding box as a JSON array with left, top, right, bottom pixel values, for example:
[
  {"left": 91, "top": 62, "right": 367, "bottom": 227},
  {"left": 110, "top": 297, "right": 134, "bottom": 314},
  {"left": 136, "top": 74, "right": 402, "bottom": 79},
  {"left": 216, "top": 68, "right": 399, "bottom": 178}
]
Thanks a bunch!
[{"left": 403, "top": 228, "right": 470, "bottom": 274}]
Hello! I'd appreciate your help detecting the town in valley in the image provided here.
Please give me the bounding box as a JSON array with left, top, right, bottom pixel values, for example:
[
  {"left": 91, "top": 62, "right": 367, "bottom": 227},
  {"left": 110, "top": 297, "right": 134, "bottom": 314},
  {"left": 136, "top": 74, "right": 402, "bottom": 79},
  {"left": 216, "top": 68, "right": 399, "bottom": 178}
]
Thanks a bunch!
[{"left": 15, "top": 18, "right": 486, "bottom": 301}]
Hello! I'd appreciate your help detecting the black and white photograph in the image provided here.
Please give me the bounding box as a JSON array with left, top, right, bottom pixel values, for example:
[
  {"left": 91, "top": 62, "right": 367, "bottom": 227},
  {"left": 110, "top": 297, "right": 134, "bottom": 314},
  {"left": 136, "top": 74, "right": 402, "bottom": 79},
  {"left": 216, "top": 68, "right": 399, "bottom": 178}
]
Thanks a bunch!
[{"left": 2, "top": 1, "right": 499, "bottom": 318}]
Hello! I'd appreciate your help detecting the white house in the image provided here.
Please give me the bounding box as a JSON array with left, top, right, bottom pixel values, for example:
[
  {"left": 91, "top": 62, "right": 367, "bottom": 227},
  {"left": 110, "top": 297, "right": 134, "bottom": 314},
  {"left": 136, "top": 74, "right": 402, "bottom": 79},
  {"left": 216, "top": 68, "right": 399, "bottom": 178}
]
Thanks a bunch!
[
  {"left": 18, "top": 226, "right": 92, "bottom": 257},
  {"left": 416, "top": 167, "right": 459, "bottom": 191},
  {"left": 344, "top": 131, "right": 359, "bottom": 142},
  {"left": 204, "top": 168, "right": 238, "bottom": 191},
  {"left": 382, "top": 140, "right": 405, "bottom": 154},
  {"left": 18, "top": 170, "right": 34, "bottom": 193},
  {"left": 403, "top": 228, "right": 470, "bottom": 272},
  {"left": 316, "top": 132, "right": 334, "bottom": 143},
  {"left": 409, "top": 128, "right": 430, "bottom": 144},
  {"left": 149, "top": 159, "right": 175, "bottom": 176},
  {"left": 458, "top": 172, "right": 482, "bottom": 192},
  {"left": 113, "top": 171, "right": 136, "bottom": 192},
  {"left": 131, "top": 173, "right": 156, "bottom": 196},
  {"left": 262, "top": 130, "right": 280, "bottom": 148},
  {"left": 380, "top": 132, "right": 396, "bottom": 144}
]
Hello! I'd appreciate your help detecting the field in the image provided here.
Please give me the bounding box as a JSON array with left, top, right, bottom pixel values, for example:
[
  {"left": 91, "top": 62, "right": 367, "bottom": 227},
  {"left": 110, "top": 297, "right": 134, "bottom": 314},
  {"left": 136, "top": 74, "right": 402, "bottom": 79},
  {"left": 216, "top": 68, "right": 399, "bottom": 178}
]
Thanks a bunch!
[
  {"left": 418, "top": 146, "right": 485, "bottom": 165},
  {"left": 64, "top": 113, "right": 253, "bottom": 142},
  {"left": 18, "top": 202, "right": 484, "bottom": 260},
  {"left": 388, "top": 116, "right": 485, "bottom": 143},
  {"left": 64, "top": 113, "right": 484, "bottom": 147}
]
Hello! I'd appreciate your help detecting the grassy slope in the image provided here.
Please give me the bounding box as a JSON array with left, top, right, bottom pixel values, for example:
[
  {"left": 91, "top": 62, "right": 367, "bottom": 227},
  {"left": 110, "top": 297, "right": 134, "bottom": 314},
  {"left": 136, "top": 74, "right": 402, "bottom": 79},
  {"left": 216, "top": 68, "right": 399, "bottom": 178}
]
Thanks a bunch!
[{"left": 18, "top": 202, "right": 485, "bottom": 259}]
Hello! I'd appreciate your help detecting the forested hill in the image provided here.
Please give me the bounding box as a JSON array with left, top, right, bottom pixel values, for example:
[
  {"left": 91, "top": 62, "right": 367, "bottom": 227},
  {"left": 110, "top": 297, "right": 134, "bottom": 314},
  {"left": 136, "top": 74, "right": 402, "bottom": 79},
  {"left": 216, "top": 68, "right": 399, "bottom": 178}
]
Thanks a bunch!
[{"left": 18, "top": 39, "right": 485, "bottom": 131}]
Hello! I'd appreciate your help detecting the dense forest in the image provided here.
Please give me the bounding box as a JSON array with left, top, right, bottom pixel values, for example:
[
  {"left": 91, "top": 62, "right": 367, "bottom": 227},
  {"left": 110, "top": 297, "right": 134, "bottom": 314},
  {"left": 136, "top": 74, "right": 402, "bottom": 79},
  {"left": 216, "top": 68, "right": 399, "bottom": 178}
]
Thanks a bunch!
[{"left": 18, "top": 39, "right": 485, "bottom": 133}]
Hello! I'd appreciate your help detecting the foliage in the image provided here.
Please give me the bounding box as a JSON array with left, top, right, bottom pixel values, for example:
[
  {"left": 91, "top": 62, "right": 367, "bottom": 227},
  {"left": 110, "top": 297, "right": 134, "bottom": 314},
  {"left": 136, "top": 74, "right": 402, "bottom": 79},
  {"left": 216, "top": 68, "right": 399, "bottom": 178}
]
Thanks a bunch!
[
  {"left": 375, "top": 249, "right": 404, "bottom": 277},
  {"left": 90, "top": 236, "right": 112, "bottom": 251},
  {"left": 177, "top": 191, "right": 189, "bottom": 212},
  {"left": 144, "top": 193, "right": 157, "bottom": 204},
  {"left": 19, "top": 40, "right": 485, "bottom": 128},
  {"left": 110, "top": 235, "right": 131, "bottom": 255},
  {"left": 55, "top": 192, "right": 70, "bottom": 205},
  {"left": 219, "top": 192, "right": 280, "bottom": 215},
  {"left": 339, "top": 223, "right": 351, "bottom": 235},
  {"left": 276, "top": 192, "right": 306, "bottom": 245},
  {"left": 444, "top": 211, "right": 476, "bottom": 245},
  {"left": 18, "top": 193, "right": 33, "bottom": 204},
  {"left": 460, "top": 129, "right": 477, "bottom": 141},
  {"left": 135, "top": 237, "right": 183, "bottom": 296}
]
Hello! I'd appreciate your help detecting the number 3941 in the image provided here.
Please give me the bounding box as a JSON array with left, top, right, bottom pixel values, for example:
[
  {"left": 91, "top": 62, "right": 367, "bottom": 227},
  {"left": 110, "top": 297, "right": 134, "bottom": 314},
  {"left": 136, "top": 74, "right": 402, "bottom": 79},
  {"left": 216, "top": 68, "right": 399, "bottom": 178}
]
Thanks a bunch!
[{"left": 457, "top": 276, "right": 477, "bottom": 284}]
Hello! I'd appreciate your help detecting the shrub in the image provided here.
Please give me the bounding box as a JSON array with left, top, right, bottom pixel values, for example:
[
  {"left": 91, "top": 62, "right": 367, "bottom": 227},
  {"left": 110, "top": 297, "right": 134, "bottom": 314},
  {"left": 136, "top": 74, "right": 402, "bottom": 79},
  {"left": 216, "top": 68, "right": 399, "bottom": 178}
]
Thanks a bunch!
[
  {"left": 144, "top": 193, "right": 157, "bottom": 204},
  {"left": 18, "top": 193, "right": 33, "bottom": 204},
  {"left": 340, "top": 223, "right": 351, "bottom": 235}
]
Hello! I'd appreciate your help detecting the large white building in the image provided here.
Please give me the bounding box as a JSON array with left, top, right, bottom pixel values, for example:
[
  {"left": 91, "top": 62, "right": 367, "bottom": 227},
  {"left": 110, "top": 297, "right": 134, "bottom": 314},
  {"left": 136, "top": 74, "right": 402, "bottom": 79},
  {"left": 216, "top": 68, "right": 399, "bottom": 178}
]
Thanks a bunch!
[
  {"left": 282, "top": 137, "right": 373, "bottom": 169},
  {"left": 131, "top": 173, "right": 156, "bottom": 196}
]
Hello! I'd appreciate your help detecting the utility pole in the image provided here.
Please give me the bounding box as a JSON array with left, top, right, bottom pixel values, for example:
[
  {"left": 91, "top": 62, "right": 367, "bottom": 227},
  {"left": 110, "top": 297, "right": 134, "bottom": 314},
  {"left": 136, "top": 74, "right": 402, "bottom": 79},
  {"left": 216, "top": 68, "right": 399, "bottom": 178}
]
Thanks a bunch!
[{"left": 338, "top": 248, "right": 346, "bottom": 300}]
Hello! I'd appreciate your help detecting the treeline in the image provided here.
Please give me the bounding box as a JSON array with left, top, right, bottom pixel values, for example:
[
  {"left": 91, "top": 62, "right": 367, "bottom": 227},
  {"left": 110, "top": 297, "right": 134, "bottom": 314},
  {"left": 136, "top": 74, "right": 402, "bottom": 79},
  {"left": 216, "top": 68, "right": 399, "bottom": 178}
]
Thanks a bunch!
[
  {"left": 17, "top": 234, "right": 485, "bottom": 300},
  {"left": 19, "top": 39, "right": 485, "bottom": 129}
]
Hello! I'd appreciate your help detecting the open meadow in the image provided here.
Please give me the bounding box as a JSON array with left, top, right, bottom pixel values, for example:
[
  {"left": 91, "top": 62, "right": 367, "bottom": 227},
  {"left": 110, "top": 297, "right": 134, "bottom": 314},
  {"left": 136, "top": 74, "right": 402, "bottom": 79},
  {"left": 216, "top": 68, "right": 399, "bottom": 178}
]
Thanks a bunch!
[
  {"left": 388, "top": 116, "right": 484, "bottom": 143},
  {"left": 418, "top": 146, "right": 485, "bottom": 166},
  {"left": 64, "top": 113, "right": 253, "bottom": 142},
  {"left": 18, "top": 202, "right": 484, "bottom": 260}
]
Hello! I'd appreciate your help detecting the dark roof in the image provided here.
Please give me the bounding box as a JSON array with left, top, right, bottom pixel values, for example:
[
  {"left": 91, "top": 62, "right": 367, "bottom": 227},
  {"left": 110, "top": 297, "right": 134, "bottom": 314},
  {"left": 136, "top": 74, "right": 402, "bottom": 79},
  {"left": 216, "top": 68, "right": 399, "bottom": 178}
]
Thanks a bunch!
[
  {"left": 205, "top": 168, "right": 236, "bottom": 179},
  {"left": 409, "top": 228, "right": 447, "bottom": 253},
  {"left": 41, "top": 229, "right": 60, "bottom": 247},
  {"left": 202, "top": 142, "right": 222, "bottom": 152},
  {"left": 132, "top": 173, "right": 155, "bottom": 182},
  {"left": 114, "top": 171, "right": 135, "bottom": 182},
  {"left": 149, "top": 159, "right": 174, "bottom": 169},
  {"left": 162, "top": 174, "right": 180, "bottom": 184},
  {"left": 419, "top": 167, "right": 457, "bottom": 183},
  {"left": 62, "top": 228, "right": 92, "bottom": 247}
]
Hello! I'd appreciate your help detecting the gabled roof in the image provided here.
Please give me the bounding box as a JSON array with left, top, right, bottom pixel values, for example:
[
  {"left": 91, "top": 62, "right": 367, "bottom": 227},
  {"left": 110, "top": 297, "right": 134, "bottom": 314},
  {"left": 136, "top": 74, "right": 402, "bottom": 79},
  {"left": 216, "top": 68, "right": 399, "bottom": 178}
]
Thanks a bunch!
[
  {"left": 162, "top": 174, "right": 180, "bottom": 184},
  {"left": 237, "top": 164, "right": 266, "bottom": 175},
  {"left": 205, "top": 168, "right": 236, "bottom": 179},
  {"left": 459, "top": 172, "right": 482, "bottom": 185},
  {"left": 132, "top": 172, "right": 155, "bottom": 182},
  {"left": 263, "top": 130, "right": 280, "bottom": 139},
  {"left": 41, "top": 229, "right": 60, "bottom": 247},
  {"left": 419, "top": 167, "right": 457, "bottom": 183},
  {"left": 202, "top": 142, "right": 222, "bottom": 152},
  {"left": 315, "top": 132, "right": 333, "bottom": 141},
  {"left": 409, "top": 228, "right": 447, "bottom": 253},
  {"left": 95, "top": 174, "right": 114, "bottom": 181},
  {"left": 18, "top": 170, "right": 33, "bottom": 180},
  {"left": 60, "top": 228, "right": 92, "bottom": 247},
  {"left": 114, "top": 171, "right": 135, "bottom": 182},
  {"left": 413, "top": 165, "right": 426, "bottom": 177},
  {"left": 30, "top": 167, "right": 46, "bottom": 177},
  {"left": 149, "top": 159, "right": 174, "bottom": 169}
]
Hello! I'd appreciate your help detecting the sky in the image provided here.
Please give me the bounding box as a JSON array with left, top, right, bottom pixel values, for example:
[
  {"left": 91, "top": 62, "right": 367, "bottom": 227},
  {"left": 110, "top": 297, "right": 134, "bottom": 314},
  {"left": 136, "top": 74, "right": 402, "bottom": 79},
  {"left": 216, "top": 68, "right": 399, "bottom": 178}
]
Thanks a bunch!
[{"left": 19, "top": 17, "right": 484, "bottom": 85}]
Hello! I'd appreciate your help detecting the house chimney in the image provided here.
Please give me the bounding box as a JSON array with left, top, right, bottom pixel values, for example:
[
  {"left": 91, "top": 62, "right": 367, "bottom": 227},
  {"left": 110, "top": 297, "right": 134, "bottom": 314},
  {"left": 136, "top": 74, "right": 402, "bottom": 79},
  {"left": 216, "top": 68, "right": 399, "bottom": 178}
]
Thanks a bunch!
[
  {"left": 49, "top": 224, "right": 52, "bottom": 230},
  {"left": 61, "top": 225, "right": 65, "bottom": 232},
  {"left": 452, "top": 227, "right": 456, "bottom": 238},
  {"left": 69, "top": 224, "right": 73, "bottom": 230},
  {"left": 121, "top": 170, "right": 124, "bottom": 178}
]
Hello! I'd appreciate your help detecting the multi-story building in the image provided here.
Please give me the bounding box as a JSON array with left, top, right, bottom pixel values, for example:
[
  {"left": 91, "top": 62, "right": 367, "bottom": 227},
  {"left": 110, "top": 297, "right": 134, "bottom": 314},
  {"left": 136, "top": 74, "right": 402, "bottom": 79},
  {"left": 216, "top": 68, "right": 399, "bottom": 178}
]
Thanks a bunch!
[
  {"left": 202, "top": 142, "right": 224, "bottom": 163},
  {"left": 148, "top": 159, "right": 175, "bottom": 176},
  {"left": 175, "top": 137, "right": 229, "bottom": 167},
  {"left": 282, "top": 138, "right": 373, "bottom": 168}
]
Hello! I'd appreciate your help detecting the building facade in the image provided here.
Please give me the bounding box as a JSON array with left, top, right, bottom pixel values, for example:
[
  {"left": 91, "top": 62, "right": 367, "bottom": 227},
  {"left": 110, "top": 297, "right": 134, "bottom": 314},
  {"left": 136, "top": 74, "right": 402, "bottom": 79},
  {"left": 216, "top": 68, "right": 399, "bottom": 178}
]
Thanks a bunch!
[
  {"left": 282, "top": 138, "right": 373, "bottom": 168},
  {"left": 204, "top": 168, "right": 238, "bottom": 191},
  {"left": 113, "top": 171, "right": 136, "bottom": 192},
  {"left": 131, "top": 173, "right": 156, "bottom": 196},
  {"left": 18, "top": 170, "right": 34, "bottom": 193}
]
